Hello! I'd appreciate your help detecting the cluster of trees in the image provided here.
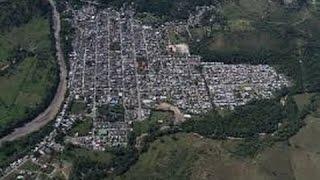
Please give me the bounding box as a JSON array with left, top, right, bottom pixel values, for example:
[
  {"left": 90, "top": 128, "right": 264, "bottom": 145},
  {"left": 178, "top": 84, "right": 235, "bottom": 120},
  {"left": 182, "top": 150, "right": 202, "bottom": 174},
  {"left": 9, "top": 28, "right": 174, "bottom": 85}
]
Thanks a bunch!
[
  {"left": 181, "top": 93, "right": 319, "bottom": 141},
  {"left": 183, "top": 92, "right": 320, "bottom": 158},
  {"left": 66, "top": 138, "right": 139, "bottom": 179},
  {"left": 181, "top": 99, "right": 285, "bottom": 138},
  {"left": 0, "top": 122, "right": 54, "bottom": 170},
  {"left": 59, "top": 9, "right": 75, "bottom": 72},
  {"left": 98, "top": 104, "right": 125, "bottom": 122},
  {"left": 302, "top": 46, "right": 320, "bottom": 92},
  {"left": 233, "top": 93, "right": 320, "bottom": 157},
  {"left": 97, "top": 0, "right": 222, "bottom": 21},
  {"left": 0, "top": 0, "right": 50, "bottom": 32}
]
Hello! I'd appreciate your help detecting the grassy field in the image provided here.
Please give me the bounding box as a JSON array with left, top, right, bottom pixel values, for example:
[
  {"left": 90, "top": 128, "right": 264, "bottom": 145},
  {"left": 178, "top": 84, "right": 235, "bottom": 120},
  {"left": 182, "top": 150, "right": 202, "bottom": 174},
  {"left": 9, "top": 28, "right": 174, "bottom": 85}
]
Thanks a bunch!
[
  {"left": 0, "top": 18, "right": 51, "bottom": 65},
  {"left": 70, "top": 101, "right": 86, "bottom": 115},
  {"left": 188, "top": 0, "right": 307, "bottom": 56},
  {"left": 170, "top": 0, "right": 320, "bottom": 92},
  {"left": 59, "top": 146, "right": 114, "bottom": 178},
  {"left": 60, "top": 147, "right": 114, "bottom": 164},
  {"left": 118, "top": 120, "right": 320, "bottom": 180},
  {"left": 133, "top": 111, "right": 173, "bottom": 136},
  {"left": 294, "top": 93, "right": 315, "bottom": 110},
  {"left": 69, "top": 118, "right": 92, "bottom": 136},
  {"left": 116, "top": 133, "right": 267, "bottom": 180},
  {"left": 117, "top": 102, "right": 320, "bottom": 180},
  {"left": 0, "top": 17, "right": 58, "bottom": 134},
  {"left": 289, "top": 114, "right": 320, "bottom": 180}
]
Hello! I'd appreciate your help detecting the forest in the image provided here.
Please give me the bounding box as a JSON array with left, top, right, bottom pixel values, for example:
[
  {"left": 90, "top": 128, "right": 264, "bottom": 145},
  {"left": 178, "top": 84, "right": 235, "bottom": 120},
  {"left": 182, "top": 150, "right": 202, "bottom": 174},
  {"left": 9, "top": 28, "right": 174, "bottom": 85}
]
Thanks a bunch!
[{"left": 0, "top": 0, "right": 50, "bottom": 32}]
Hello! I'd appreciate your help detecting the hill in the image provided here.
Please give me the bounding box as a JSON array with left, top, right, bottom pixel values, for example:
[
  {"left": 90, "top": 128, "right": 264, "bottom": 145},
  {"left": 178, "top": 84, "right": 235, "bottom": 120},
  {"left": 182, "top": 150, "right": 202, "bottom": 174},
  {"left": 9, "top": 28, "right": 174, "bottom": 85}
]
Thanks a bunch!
[{"left": 117, "top": 108, "right": 320, "bottom": 180}]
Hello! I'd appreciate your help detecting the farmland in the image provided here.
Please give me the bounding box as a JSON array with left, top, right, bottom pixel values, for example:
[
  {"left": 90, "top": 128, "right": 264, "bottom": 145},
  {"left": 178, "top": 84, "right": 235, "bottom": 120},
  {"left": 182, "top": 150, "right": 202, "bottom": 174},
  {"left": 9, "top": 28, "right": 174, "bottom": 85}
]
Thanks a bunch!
[{"left": 0, "top": 17, "right": 58, "bottom": 136}]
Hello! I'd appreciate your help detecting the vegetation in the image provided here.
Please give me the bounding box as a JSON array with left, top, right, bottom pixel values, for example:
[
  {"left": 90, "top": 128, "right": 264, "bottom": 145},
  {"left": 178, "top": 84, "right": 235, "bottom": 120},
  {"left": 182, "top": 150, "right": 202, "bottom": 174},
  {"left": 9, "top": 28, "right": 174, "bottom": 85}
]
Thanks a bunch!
[
  {"left": 117, "top": 134, "right": 201, "bottom": 180},
  {"left": 182, "top": 99, "right": 284, "bottom": 138},
  {"left": 0, "top": 17, "right": 58, "bottom": 137},
  {"left": 70, "top": 101, "right": 86, "bottom": 115},
  {"left": 116, "top": 131, "right": 319, "bottom": 180},
  {"left": 60, "top": 146, "right": 114, "bottom": 165},
  {"left": 0, "top": 122, "right": 54, "bottom": 169},
  {"left": 60, "top": 146, "right": 114, "bottom": 180},
  {"left": 0, "top": 0, "right": 50, "bottom": 32},
  {"left": 69, "top": 118, "right": 92, "bottom": 136},
  {"left": 98, "top": 104, "right": 125, "bottom": 122},
  {"left": 59, "top": 144, "right": 139, "bottom": 179},
  {"left": 18, "top": 160, "right": 42, "bottom": 172},
  {"left": 133, "top": 111, "right": 173, "bottom": 136},
  {"left": 116, "top": 98, "right": 320, "bottom": 179},
  {"left": 98, "top": 0, "right": 221, "bottom": 22}
]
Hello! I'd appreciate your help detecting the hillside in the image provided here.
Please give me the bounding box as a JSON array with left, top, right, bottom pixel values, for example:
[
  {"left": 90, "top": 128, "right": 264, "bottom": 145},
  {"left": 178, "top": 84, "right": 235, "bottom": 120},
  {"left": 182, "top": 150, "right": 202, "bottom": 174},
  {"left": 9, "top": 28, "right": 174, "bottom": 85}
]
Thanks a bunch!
[
  {"left": 117, "top": 108, "right": 320, "bottom": 180},
  {"left": 0, "top": 0, "right": 58, "bottom": 137}
]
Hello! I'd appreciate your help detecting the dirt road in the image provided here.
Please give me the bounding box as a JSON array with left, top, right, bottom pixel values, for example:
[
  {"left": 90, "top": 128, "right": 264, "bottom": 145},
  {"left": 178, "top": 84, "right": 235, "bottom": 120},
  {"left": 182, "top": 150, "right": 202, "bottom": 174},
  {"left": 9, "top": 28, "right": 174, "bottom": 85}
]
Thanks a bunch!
[{"left": 0, "top": 0, "right": 67, "bottom": 145}]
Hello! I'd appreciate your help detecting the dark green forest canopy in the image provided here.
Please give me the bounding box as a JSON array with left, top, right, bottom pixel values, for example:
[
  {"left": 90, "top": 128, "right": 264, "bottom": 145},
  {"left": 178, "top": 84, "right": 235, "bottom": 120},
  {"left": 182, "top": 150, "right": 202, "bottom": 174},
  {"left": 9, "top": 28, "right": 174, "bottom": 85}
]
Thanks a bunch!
[
  {"left": 98, "top": 0, "right": 220, "bottom": 19},
  {"left": 181, "top": 99, "right": 285, "bottom": 138},
  {"left": 0, "top": 0, "right": 50, "bottom": 32}
]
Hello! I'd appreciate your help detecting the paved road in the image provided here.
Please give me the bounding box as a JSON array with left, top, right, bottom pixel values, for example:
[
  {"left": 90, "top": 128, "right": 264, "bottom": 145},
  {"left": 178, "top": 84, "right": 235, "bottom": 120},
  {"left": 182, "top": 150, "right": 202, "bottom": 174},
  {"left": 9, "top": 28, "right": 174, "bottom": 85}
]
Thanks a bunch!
[{"left": 0, "top": 0, "right": 67, "bottom": 145}]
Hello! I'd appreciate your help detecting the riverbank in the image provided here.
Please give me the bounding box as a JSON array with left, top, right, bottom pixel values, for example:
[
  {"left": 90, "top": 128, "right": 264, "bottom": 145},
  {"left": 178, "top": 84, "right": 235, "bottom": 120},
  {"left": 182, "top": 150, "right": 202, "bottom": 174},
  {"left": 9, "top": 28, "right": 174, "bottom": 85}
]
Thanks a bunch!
[{"left": 0, "top": 0, "right": 67, "bottom": 145}]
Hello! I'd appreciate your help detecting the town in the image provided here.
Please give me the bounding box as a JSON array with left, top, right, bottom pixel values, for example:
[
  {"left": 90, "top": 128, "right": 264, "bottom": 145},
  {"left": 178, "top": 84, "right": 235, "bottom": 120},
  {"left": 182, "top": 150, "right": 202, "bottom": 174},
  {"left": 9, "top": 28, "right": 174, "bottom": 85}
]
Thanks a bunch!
[
  {"left": 0, "top": 2, "right": 293, "bottom": 179},
  {"left": 65, "top": 5, "right": 289, "bottom": 149}
]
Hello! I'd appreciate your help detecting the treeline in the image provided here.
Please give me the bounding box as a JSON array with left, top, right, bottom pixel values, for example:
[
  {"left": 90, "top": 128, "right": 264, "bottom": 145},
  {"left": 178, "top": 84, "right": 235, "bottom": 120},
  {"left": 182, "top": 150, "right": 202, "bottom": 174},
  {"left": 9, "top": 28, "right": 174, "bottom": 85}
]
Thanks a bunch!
[
  {"left": 66, "top": 138, "right": 139, "bottom": 179},
  {"left": 181, "top": 93, "right": 320, "bottom": 157},
  {"left": 0, "top": 0, "right": 50, "bottom": 32},
  {"left": 191, "top": 39, "right": 304, "bottom": 91},
  {"left": 56, "top": 1, "right": 76, "bottom": 73},
  {"left": 181, "top": 93, "right": 317, "bottom": 141},
  {"left": 234, "top": 93, "right": 320, "bottom": 157},
  {"left": 181, "top": 99, "right": 285, "bottom": 139},
  {"left": 302, "top": 46, "right": 320, "bottom": 92},
  {"left": 97, "top": 0, "right": 222, "bottom": 21},
  {"left": 189, "top": 5, "right": 320, "bottom": 94},
  {"left": 67, "top": 119, "right": 178, "bottom": 179}
]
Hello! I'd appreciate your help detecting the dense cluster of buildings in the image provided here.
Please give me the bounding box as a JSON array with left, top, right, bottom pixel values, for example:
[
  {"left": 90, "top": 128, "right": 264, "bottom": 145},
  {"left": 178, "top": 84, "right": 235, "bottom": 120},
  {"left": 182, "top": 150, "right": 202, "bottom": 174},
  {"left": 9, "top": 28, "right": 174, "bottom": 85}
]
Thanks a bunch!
[
  {"left": 66, "top": 6, "right": 289, "bottom": 148},
  {"left": 0, "top": 3, "right": 291, "bottom": 178}
]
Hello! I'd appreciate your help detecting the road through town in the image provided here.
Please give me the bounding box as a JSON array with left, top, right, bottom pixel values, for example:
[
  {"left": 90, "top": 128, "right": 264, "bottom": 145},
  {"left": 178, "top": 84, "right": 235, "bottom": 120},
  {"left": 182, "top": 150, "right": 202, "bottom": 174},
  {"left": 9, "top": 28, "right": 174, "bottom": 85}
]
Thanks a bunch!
[{"left": 0, "top": 0, "right": 67, "bottom": 145}]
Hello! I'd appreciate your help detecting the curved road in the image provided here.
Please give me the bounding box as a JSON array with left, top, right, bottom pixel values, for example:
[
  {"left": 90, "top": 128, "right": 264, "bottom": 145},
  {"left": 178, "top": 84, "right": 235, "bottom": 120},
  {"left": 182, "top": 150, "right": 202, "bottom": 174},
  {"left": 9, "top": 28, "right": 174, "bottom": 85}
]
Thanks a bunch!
[{"left": 0, "top": 0, "right": 67, "bottom": 145}]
